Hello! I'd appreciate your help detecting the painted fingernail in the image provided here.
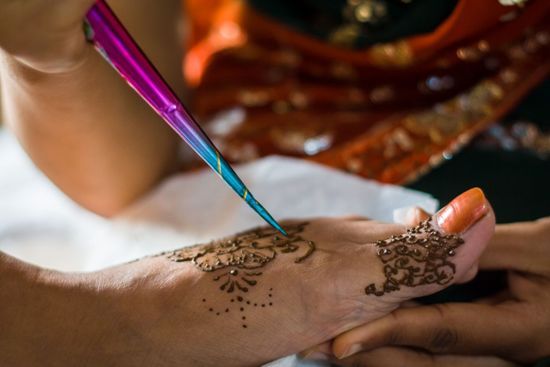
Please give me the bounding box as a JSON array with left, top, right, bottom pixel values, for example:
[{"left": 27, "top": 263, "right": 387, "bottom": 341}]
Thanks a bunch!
[
  {"left": 436, "top": 188, "right": 489, "bottom": 234},
  {"left": 337, "top": 344, "right": 362, "bottom": 360}
]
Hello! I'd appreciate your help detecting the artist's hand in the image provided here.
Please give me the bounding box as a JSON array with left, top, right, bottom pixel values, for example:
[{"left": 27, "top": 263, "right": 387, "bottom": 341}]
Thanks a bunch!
[
  {"left": 2, "top": 189, "right": 494, "bottom": 367},
  {"left": 0, "top": 0, "right": 95, "bottom": 73},
  {"left": 311, "top": 216, "right": 550, "bottom": 367}
]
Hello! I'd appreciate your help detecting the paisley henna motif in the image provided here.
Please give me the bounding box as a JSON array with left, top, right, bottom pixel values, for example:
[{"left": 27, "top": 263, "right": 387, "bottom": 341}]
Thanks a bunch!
[
  {"left": 163, "top": 222, "right": 314, "bottom": 293},
  {"left": 163, "top": 221, "right": 314, "bottom": 295},
  {"left": 162, "top": 222, "right": 314, "bottom": 328},
  {"left": 365, "top": 219, "right": 464, "bottom": 296}
]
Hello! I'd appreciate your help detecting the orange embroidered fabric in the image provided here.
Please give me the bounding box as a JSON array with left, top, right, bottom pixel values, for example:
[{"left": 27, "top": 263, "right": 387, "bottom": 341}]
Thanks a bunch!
[{"left": 182, "top": 0, "right": 550, "bottom": 183}]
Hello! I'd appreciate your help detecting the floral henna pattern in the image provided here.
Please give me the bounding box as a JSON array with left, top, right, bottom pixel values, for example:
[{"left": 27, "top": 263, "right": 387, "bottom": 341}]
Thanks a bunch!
[
  {"left": 162, "top": 223, "right": 315, "bottom": 328},
  {"left": 164, "top": 222, "right": 314, "bottom": 292},
  {"left": 365, "top": 219, "right": 465, "bottom": 296}
]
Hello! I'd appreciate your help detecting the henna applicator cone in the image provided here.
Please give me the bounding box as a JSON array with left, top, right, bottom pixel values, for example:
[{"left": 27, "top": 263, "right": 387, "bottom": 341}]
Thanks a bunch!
[{"left": 84, "top": 1, "right": 286, "bottom": 236}]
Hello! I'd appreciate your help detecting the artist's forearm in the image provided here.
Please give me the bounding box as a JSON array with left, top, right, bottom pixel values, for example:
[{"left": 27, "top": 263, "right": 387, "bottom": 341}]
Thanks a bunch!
[
  {"left": 0, "top": 50, "right": 179, "bottom": 215},
  {"left": 0, "top": 0, "right": 185, "bottom": 216}
]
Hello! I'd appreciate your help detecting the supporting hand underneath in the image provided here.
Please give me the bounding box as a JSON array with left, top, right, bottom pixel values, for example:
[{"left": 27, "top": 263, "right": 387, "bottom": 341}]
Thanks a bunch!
[{"left": 311, "top": 214, "right": 550, "bottom": 367}]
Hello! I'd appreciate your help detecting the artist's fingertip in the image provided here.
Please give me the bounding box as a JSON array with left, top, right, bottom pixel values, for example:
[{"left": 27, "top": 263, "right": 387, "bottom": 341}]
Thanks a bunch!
[{"left": 436, "top": 188, "right": 489, "bottom": 234}]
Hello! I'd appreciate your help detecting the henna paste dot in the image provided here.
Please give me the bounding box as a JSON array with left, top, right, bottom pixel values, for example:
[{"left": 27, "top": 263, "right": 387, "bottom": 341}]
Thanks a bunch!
[
  {"left": 246, "top": 301, "right": 250, "bottom": 304},
  {"left": 225, "top": 308, "right": 229, "bottom": 313},
  {"left": 230, "top": 299, "right": 234, "bottom": 302},
  {"left": 261, "top": 304, "right": 265, "bottom": 307},
  {"left": 202, "top": 298, "right": 206, "bottom": 302},
  {"left": 237, "top": 296, "right": 243, "bottom": 302},
  {"left": 216, "top": 312, "right": 220, "bottom": 316},
  {"left": 378, "top": 248, "right": 391, "bottom": 256},
  {"left": 269, "top": 302, "right": 273, "bottom": 306},
  {"left": 242, "top": 316, "right": 246, "bottom": 320},
  {"left": 254, "top": 303, "right": 257, "bottom": 307},
  {"left": 240, "top": 307, "right": 244, "bottom": 311},
  {"left": 209, "top": 308, "right": 213, "bottom": 312},
  {"left": 242, "top": 325, "right": 247, "bottom": 328},
  {"left": 230, "top": 269, "right": 239, "bottom": 276}
]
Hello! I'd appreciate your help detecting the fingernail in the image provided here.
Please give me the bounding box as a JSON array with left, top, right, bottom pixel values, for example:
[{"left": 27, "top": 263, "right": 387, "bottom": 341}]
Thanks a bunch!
[
  {"left": 436, "top": 188, "right": 489, "bottom": 234},
  {"left": 301, "top": 351, "right": 328, "bottom": 361},
  {"left": 337, "top": 344, "right": 362, "bottom": 360}
]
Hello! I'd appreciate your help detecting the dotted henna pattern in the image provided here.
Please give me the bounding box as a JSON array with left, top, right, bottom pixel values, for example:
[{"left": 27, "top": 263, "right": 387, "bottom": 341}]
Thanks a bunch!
[
  {"left": 365, "top": 219, "right": 465, "bottom": 296},
  {"left": 163, "top": 222, "right": 314, "bottom": 328}
]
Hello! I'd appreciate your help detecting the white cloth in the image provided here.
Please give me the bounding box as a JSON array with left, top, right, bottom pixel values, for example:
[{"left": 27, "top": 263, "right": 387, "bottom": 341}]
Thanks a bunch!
[{"left": 0, "top": 129, "right": 437, "bottom": 365}]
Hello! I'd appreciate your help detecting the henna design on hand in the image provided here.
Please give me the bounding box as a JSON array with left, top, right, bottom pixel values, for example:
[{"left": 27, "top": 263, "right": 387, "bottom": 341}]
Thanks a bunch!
[
  {"left": 162, "top": 222, "right": 314, "bottom": 328},
  {"left": 365, "top": 219, "right": 464, "bottom": 296}
]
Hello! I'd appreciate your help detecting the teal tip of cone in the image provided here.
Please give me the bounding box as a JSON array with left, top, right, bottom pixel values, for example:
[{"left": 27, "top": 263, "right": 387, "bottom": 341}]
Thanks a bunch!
[
  {"left": 273, "top": 221, "right": 288, "bottom": 237},
  {"left": 261, "top": 212, "right": 287, "bottom": 237},
  {"left": 246, "top": 194, "right": 287, "bottom": 236}
]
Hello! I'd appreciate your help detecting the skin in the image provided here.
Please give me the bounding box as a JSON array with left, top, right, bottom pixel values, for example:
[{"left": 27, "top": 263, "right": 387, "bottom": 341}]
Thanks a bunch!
[
  {"left": 0, "top": 204, "right": 495, "bottom": 367},
  {"left": 305, "top": 214, "right": 550, "bottom": 366},
  {"left": 0, "top": 0, "right": 183, "bottom": 216},
  {"left": 0, "top": 2, "right": 545, "bottom": 365}
]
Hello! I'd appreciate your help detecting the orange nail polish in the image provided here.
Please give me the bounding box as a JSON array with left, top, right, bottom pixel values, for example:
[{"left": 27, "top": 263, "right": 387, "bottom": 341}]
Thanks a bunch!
[{"left": 436, "top": 188, "right": 489, "bottom": 234}]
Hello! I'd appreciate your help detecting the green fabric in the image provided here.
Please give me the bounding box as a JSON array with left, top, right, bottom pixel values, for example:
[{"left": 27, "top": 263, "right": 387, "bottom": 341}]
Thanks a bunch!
[{"left": 247, "top": 0, "right": 458, "bottom": 48}]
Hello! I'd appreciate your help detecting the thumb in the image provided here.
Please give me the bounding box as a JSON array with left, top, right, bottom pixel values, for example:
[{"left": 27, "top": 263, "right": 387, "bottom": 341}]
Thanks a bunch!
[{"left": 362, "top": 188, "right": 494, "bottom": 301}]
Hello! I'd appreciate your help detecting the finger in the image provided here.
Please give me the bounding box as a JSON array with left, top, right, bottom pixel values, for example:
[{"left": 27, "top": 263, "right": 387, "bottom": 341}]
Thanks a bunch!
[
  {"left": 479, "top": 218, "right": 550, "bottom": 274},
  {"left": 359, "top": 188, "right": 495, "bottom": 302},
  {"left": 401, "top": 300, "right": 421, "bottom": 308},
  {"left": 474, "top": 290, "right": 512, "bottom": 305},
  {"left": 332, "top": 303, "right": 532, "bottom": 361},
  {"left": 393, "top": 206, "right": 431, "bottom": 227},
  {"left": 334, "top": 346, "right": 520, "bottom": 367},
  {"left": 299, "top": 341, "right": 332, "bottom": 361}
]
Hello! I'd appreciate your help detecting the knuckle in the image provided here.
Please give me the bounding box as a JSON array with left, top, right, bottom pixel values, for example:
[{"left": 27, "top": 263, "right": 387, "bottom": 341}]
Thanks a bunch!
[
  {"left": 428, "top": 327, "right": 459, "bottom": 352},
  {"left": 386, "top": 310, "right": 406, "bottom": 344},
  {"left": 425, "top": 304, "right": 458, "bottom": 352}
]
